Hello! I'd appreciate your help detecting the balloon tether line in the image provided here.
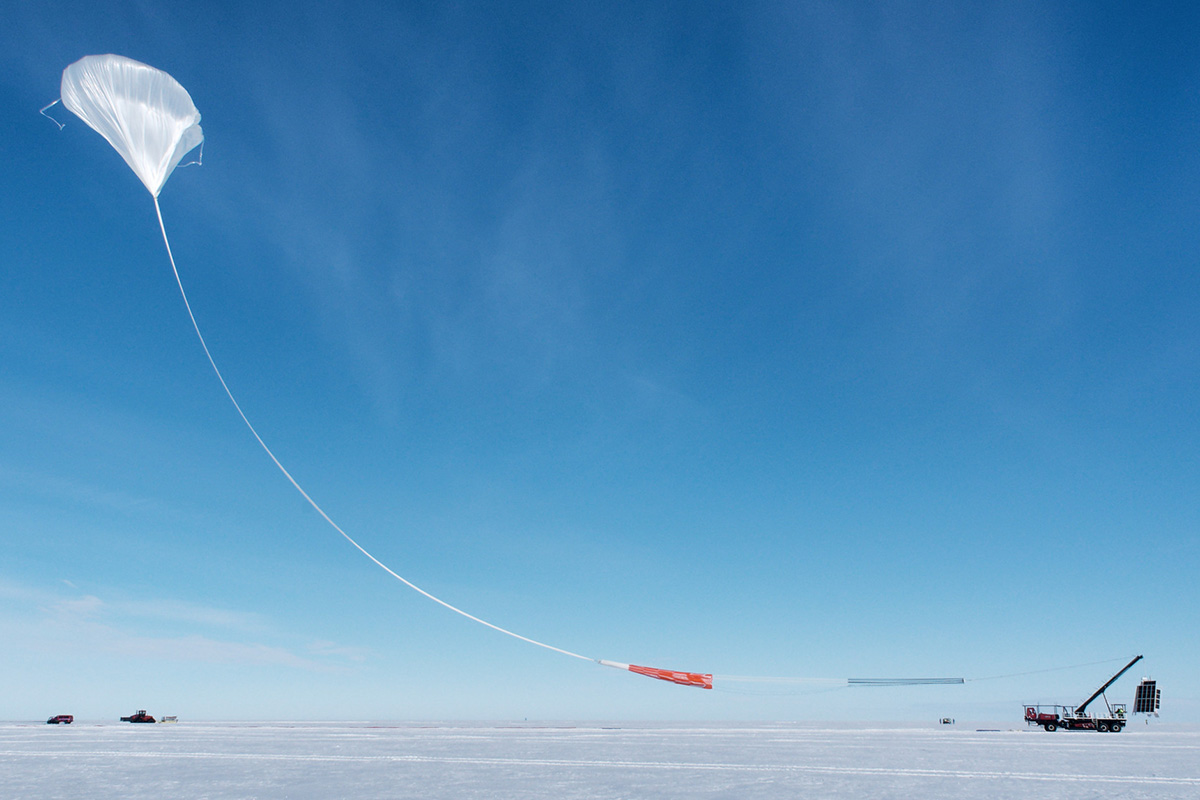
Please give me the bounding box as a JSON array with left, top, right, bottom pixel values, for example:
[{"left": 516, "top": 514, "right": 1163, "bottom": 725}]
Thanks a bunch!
[
  {"left": 150, "top": 197, "right": 967, "bottom": 690},
  {"left": 152, "top": 195, "right": 592, "bottom": 664}
]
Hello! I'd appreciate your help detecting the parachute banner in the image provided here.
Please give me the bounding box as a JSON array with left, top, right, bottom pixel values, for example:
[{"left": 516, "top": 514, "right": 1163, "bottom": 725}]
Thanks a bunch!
[
  {"left": 600, "top": 660, "right": 714, "bottom": 689},
  {"left": 47, "top": 54, "right": 967, "bottom": 695}
]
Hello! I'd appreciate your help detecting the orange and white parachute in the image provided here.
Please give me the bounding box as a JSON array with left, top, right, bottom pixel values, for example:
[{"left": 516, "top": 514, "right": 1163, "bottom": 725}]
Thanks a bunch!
[{"left": 601, "top": 660, "right": 714, "bottom": 689}]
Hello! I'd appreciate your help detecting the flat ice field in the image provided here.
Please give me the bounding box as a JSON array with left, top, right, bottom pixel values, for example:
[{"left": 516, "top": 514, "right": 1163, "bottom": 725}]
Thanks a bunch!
[{"left": 2, "top": 721, "right": 1197, "bottom": 799}]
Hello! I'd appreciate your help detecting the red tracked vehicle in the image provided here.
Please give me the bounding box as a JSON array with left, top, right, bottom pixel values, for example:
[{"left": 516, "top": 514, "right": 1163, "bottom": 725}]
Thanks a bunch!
[{"left": 120, "top": 710, "right": 156, "bottom": 723}]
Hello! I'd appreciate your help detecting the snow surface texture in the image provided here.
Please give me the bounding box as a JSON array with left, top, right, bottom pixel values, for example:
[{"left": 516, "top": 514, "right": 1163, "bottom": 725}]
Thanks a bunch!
[{"left": 2, "top": 721, "right": 1196, "bottom": 799}]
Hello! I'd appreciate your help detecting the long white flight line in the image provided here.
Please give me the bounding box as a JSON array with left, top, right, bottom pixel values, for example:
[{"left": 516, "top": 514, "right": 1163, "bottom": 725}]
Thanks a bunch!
[{"left": 153, "top": 196, "right": 593, "bottom": 665}]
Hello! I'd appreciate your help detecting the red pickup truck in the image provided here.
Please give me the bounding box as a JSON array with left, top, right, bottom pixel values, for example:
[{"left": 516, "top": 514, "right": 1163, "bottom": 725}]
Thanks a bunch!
[{"left": 46, "top": 715, "right": 74, "bottom": 724}]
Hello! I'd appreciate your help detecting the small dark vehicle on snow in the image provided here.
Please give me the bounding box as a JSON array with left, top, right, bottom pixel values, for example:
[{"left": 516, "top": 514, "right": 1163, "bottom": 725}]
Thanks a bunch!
[{"left": 46, "top": 715, "right": 73, "bottom": 724}]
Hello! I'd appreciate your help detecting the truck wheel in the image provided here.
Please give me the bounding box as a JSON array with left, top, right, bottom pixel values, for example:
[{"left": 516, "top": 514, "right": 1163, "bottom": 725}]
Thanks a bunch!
[
  {"left": 1043, "top": 722, "right": 1057, "bottom": 732},
  {"left": 1098, "top": 722, "right": 1109, "bottom": 733},
  {"left": 1110, "top": 723, "right": 1123, "bottom": 733}
]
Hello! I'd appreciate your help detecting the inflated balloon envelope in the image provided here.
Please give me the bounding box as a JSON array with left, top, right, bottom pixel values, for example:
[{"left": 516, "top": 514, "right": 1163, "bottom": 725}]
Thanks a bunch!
[{"left": 58, "top": 54, "right": 203, "bottom": 197}]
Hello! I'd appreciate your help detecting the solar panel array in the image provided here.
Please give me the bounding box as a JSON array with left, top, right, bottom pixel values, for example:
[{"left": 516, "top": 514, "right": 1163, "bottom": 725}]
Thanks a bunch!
[{"left": 1134, "top": 679, "right": 1160, "bottom": 713}]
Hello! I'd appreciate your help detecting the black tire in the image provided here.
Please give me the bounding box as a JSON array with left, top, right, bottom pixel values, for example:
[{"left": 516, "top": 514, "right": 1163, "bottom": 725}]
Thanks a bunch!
[
  {"left": 1098, "top": 722, "right": 1109, "bottom": 733},
  {"left": 1044, "top": 722, "right": 1057, "bottom": 732},
  {"left": 1111, "top": 723, "right": 1123, "bottom": 733}
]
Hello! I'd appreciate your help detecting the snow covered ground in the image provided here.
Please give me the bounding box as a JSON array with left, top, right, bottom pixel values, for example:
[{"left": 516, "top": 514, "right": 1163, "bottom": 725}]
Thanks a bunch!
[{"left": 2, "top": 720, "right": 1196, "bottom": 799}]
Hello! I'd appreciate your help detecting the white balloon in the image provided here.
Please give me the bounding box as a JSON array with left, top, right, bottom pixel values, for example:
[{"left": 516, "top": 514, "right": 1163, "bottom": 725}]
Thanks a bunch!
[{"left": 60, "top": 54, "right": 203, "bottom": 197}]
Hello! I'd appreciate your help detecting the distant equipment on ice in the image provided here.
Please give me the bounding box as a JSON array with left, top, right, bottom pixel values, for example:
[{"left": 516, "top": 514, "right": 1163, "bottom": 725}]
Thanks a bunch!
[{"left": 120, "top": 710, "right": 156, "bottom": 723}]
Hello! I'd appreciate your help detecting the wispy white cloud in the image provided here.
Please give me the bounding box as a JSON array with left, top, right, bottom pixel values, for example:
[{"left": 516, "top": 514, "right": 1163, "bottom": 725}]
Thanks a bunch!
[
  {"left": 1, "top": 579, "right": 366, "bottom": 672},
  {"left": 306, "top": 639, "right": 369, "bottom": 663},
  {"left": 104, "top": 596, "right": 271, "bottom": 635},
  {"left": 48, "top": 593, "right": 104, "bottom": 619},
  {"left": 0, "top": 462, "right": 162, "bottom": 517}
]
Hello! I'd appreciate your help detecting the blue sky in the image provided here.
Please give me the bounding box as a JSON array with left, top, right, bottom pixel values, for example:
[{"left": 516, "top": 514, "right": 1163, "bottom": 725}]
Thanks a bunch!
[{"left": 2, "top": 0, "right": 1198, "bottom": 721}]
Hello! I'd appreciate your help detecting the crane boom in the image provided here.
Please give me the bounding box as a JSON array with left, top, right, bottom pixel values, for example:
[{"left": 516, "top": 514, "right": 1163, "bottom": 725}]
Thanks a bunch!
[{"left": 1076, "top": 655, "right": 1143, "bottom": 715}]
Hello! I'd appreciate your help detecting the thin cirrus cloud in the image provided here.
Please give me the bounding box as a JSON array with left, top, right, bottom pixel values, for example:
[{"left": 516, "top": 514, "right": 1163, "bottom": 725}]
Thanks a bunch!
[{"left": 2, "top": 579, "right": 362, "bottom": 671}]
